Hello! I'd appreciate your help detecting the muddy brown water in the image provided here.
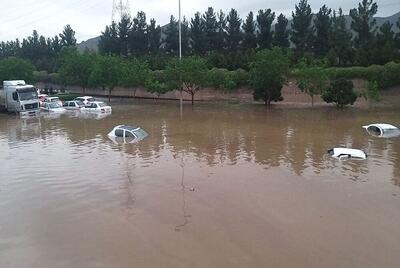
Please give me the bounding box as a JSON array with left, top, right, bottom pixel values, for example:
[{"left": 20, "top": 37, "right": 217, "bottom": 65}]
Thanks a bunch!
[{"left": 1, "top": 101, "right": 400, "bottom": 268}]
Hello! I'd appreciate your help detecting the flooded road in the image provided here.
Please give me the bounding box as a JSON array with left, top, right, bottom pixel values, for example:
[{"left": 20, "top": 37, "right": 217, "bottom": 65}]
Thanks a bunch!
[{"left": 1, "top": 102, "right": 400, "bottom": 268}]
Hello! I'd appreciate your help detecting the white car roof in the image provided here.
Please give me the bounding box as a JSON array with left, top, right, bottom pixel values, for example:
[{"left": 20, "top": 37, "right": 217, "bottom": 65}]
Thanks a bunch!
[
  {"left": 329, "top": 148, "right": 367, "bottom": 160},
  {"left": 362, "top": 123, "right": 398, "bottom": 130}
]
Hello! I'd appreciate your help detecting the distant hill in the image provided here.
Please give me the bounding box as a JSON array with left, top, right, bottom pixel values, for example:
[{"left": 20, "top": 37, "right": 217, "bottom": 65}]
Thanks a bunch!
[
  {"left": 77, "top": 36, "right": 100, "bottom": 52},
  {"left": 77, "top": 11, "right": 400, "bottom": 53}
]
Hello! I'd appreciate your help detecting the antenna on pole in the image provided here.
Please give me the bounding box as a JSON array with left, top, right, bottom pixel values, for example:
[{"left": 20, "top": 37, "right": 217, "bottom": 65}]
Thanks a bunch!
[{"left": 112, "top": 0, "right": 131, "bottom": 22}]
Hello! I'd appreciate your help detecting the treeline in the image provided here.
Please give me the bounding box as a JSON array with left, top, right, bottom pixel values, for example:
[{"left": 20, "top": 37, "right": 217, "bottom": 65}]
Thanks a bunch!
[
  {"left": 1, "top": 0, "right": 400, "bottom": 72},
  {"left": 0, "top": 25, "right": 76, "bottom": 71},
  {"left": 98, "top": 0, "right": 400, "bottom": 67}
]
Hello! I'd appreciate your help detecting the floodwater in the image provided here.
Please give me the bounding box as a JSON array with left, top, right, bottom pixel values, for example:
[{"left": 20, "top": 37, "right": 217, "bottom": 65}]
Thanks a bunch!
[{"left": 1, "top": 102, "right": 400, "bottom": 268}]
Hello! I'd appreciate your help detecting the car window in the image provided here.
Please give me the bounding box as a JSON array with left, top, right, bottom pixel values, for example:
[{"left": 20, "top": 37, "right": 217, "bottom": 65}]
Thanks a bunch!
[
  {"left": 63, "top": 102, "right": 68, "bottom": 107},
  {"left": 98, "top": 102, "right": 106, "bottom": 107},
  {"left": 125, "top": 131, "right": 136, "bottom": 138},
  {"left": 69, "top": 102, "right": 75, "bottom": 107},
  {"left": 115, "top": 129, "right": 124, "bottom": 137},
  {"left": 88, "top": 98, "right": 95, "bottom": 102}
]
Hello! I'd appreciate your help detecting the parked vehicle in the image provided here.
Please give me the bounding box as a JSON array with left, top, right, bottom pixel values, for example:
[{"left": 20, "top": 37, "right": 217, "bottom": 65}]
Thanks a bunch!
[
  {"left": 108, "top": 125, "right": 148, "bottom": 143},
  {"left": 63, "top": 100, "right": 86, "bottom": 110},
  {"left": 44, "top": 96, "right": 63, "bottom": 106},
  {"left": 40, "top": 102, "right": 66, "bottom": 113},
  {"left": 73, "top": 96, "right": 95, "bottom": 105},
  {"left": 38, "top": 94, "right": 49, "bottom": 104},
  {"left": 0, "top": 80, "right": 40, "bottom": 116},
  {"left": 83, "top": 101, "right": 112, "bottom": 113}
]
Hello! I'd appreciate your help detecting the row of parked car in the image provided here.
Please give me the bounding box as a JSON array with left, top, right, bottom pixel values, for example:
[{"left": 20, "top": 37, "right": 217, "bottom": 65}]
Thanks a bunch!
[{"left": 38, "top": 94, "right": 112, "bottom": 113}]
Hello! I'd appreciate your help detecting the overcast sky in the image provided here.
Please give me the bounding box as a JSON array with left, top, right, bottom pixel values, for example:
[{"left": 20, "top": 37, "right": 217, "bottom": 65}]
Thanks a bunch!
[{"left": 0, "top": 0, "right": 399, "bottom": 42}]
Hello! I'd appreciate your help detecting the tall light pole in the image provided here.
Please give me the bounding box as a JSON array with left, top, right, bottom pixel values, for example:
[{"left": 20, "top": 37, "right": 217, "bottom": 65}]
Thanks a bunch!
[{"left": 178, "top": 0, "right": 183, "bottom": 114}]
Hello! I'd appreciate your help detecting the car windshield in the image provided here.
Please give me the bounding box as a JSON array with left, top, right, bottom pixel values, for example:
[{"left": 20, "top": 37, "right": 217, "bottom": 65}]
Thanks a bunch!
[
  {"left": 48, "top": 102, "right": 61, "bottom": 108},
  {"left": 18, "top": 89, "right": 38, "bottom": 101},
  {"left": 74, "top": 98, "right": 84, "bottom": 102},
  {"left": 133, "top": 129, "right": 149, "bottom": 140},
  {"left": 77, "top": 101, "right": 85, "bottom": 107},
  {"left": 50, "top": 97, "right": 60, "bottom": 102},
  {"left": 98, "top": 102, "right": 107, "bottom": 107},
  {"left": 88, "top": 98, "right": 95, "bottom": 102}
]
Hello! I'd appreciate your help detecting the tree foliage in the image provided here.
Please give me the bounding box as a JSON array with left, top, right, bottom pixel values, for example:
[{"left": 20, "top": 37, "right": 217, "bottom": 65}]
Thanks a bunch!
[
  {"left": 322, "top": 79, "right": 358, "bottom": 108},
  {"left": 249, "top": 48, "right": 290, "bottom": 106}
]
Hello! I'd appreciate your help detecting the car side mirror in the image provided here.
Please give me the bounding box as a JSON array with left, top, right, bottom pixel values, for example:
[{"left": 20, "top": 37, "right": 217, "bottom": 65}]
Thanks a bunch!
[{"left": 12, "top": 92, "right": 18, "bottom": 101}]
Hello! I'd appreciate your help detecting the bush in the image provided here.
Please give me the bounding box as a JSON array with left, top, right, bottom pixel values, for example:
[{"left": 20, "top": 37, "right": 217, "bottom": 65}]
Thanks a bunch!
[{"left": 322, "top": 79, "right": 358, "bottom": 108}]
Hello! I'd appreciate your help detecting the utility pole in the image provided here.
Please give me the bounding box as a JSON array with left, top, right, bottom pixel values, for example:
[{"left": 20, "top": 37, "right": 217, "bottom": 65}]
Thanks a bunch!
[{"left": 178, "top": 0, "right": 183, "bottom": 114}]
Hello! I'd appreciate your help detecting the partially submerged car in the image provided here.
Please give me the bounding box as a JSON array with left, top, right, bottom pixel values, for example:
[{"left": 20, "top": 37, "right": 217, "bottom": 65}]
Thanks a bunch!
[
  {"left": 38, "top": 94, "right": 49, "bottom": 104},
  {"left": 362, "top": 123, "right": 400, "bottom": 138},
  {"left": 63, "top": 100, "right": 86, "bottom": 110},
  {"left": 108, "top": 125, "right": 148, "bottom": 143},
  {"left": 73, "top": 96, "right": 95, "bottom": 105},
  {"left": 44, "top": 96, "right": 63, "bottom": 106},
  {"left": 328, "top": 148, "right": 367, "bottom": 160},
  {"left": 84, "top": 101, "right": 112, "bottom": 113},
  {"left": 40, "top": 102, "right": 66, "bottom": 113}
]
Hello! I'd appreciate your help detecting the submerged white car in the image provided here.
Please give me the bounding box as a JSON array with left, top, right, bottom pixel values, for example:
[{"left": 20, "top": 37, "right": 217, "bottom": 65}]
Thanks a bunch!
[
  {"left": 362, "top": 123, "right": 400, "bottom": 138},
  {"left": 108, "top": 125, "right": 149, "bottom": 143},
  {"left": 73, "top": 96, "right": 95, "bottom": 105},
  {"left": 44, "top": 96, "right": 63, "bottom": 107},
  {"left": 63, "top": 100, "right": 86, "bottom": 110},
  {"left": 84, "top": 101, "right": 112, "bottom": 113},
  {"left": 328, "top": 148, "right": 367, "bottom": 160},
  {"left": 40, "top": 102, "right": 66, "bottom": 113}
]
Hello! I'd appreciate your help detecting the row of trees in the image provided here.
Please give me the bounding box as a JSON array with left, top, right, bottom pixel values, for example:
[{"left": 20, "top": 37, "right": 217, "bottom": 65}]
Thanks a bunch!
[
  {"left": 0, "top": 25, "right": 76, "bottom": 71},
  {"left": 1, "top": 0, "right": 399, "bottom": 71},
  {"left": 98, "top": 0, "right": 400, "bottom": 66},
  {"left": 0, "top": 47, "right": 391, "bottom": 108}
]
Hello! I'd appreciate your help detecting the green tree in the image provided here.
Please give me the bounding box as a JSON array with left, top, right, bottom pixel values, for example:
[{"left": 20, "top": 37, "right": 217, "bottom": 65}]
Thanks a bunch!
[
  {"left": 362, "top": 80, "right": 380, "bottom": 105},
  {"left": 291, "top": 0, "right": 314, "bottom": 56},
  {"left": 147, "top": 19, "right": 161, "bottom": 55},
  {"left": 202, "top": 7, "right": 219, "bottom": 53},
  {"left": 0, "top": 57, "right": 35, "bottom": 82},
  {"left": 59, "top": 51, "right": 94, "bottom": 94},
  {"left": 350, "top": 0, "right": 378, "bottom": 65},
  {"left": 296, "top": 68, "right": 329, "bottom": 107},
  {"left": 119, "top": 58, "right": 150, "bottom": 88},
  {"left": 256, "top": 9, "right": 275, "bottom": 49},
  {"left": 164, "top": 15, "right": 179, "bottom": 55},
  {"left": 59, "top": 24, "right": 77, "bottom": 47},
  {"left": 99, "top": 22, "right": 120, "bottom": 55},
  {"left": 165, "top": 57, "right": 208, "bottom": 104},
  {"left": 145, "top": 70, "right": 170, "bottom": 99},
  {"left": 130, "top": 11, "right": 148, "bottom": 55},
  {"left": 373, "top": 21, "right": 398, "bottom": 64},
  {"left": 118, "top": 14, "right": 132, "bottom": 56},
  {"left": 327, "top": 9, "right": 353, "bottom": 66},
  {"left": 249, "top": 48, "right": 290, "bottom": 106},
  {"left": 225, "top": 9, "right": 242, "bottom": 51},
  {"left": 242, "top": 11, "right": 257, "bottom": 50},
  {"left": 215, "top": 10, "right": 227, "bottom": 51},
  {"left": 190, "top": 12, "right": 205, "bottom": 54},
  {"left": 314, "top": 5, "right": 332, "bottom": 57},
  {"left": 273, "top": 14, "right": 290, "bottom": 48},
  {"left": 322, "top": 78, "right": 358, "bottom": 108},
  {"left": 88, "top": 55, "right": 122, "bottom": 102}
]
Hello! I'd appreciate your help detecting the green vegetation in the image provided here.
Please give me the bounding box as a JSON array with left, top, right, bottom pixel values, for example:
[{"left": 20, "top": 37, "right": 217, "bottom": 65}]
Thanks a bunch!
[
  {"left": 0, "top": 0, "right": 400, "bottom": 108},
  {"left": 322, "top": 79, "right": 358, "bottom": 108},
  {"left": 249, "top": 48, "right": 290, "bottom": 106}
]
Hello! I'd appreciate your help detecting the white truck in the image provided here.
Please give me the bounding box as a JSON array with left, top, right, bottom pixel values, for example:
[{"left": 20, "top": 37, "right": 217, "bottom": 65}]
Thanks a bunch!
[{"left": 0, "top": 80, "right": 40, "bottom": 116}]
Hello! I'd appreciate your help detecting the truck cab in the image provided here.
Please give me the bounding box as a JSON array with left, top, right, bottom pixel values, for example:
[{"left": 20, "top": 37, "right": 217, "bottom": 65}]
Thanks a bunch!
[{"left": 0, "top": 80, "right": 40, "bottom": 116}]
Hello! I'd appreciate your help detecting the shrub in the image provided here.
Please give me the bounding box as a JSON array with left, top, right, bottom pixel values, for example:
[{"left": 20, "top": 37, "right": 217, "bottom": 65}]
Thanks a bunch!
[{"left": 322, "top": 79, "right": 358, "bottom": 108}]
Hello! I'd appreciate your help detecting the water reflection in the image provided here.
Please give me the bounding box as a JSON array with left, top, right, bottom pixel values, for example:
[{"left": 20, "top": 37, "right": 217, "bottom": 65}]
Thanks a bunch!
[{"left": 1, "top": 104, "right": 400, "bottom": 186}]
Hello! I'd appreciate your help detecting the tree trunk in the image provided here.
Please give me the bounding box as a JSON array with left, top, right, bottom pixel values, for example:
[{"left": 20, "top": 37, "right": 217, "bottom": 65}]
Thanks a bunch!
[
  {"left": 83, "top": 87, "right": 86, "bottom": 94},
  {"left": 311, "top": 95, "right": 314, "bottom": 107},
  {"left": 108, "top": 88, "right": 111, "bottom": 103},
  {"left": 191, "top": 92, "right": 194, "bottom": 105}
]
